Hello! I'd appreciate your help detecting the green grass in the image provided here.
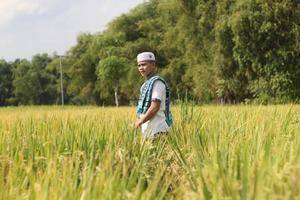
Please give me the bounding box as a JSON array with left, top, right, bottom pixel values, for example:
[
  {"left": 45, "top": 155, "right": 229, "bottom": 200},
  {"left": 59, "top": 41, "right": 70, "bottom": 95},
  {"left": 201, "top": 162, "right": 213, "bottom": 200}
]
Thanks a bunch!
[{"left": 0, "top": 105, "right": 299, "bottom": 199}]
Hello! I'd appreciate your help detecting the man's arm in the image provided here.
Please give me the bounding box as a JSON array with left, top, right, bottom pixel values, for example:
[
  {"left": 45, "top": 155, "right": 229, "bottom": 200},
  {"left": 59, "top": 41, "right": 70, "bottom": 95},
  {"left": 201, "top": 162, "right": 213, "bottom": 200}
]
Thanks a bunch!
[{"left": 135, "top": 99, "right": 161, "bottom": 128}]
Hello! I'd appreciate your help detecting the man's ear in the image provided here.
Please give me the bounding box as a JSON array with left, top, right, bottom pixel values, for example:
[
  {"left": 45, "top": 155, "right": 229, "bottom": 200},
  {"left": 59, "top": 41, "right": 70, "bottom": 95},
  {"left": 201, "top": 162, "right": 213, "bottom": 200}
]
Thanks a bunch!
[{"left": 152, "top": 62, "right": 156, "bottom": 67}]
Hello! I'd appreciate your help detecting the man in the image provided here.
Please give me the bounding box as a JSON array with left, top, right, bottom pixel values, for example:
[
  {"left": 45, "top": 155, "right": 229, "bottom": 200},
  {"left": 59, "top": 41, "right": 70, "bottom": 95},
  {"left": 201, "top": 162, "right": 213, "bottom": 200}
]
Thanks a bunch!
[{"left": 134, "top": 52, "right": 173, "bottom": 138}]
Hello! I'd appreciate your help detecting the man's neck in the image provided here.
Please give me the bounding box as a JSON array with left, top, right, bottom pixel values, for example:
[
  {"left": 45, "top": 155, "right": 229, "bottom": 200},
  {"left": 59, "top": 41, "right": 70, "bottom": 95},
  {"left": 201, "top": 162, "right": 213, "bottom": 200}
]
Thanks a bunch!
[{"left": 146, "top": 72, "right": 156, "bottom": 80}]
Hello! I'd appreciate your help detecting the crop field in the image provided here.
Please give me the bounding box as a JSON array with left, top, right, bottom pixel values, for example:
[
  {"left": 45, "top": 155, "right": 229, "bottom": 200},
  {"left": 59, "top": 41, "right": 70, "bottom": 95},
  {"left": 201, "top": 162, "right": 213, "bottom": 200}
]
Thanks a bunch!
[{"left": 0, "top": 105, "right": 300, "bottom": 199}]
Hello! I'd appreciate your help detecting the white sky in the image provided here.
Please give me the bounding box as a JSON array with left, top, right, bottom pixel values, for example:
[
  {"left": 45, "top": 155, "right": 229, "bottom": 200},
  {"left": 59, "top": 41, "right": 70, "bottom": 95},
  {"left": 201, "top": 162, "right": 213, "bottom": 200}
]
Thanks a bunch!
[{"left": 0, "top": 0, "right": 144, "bottom": 61}]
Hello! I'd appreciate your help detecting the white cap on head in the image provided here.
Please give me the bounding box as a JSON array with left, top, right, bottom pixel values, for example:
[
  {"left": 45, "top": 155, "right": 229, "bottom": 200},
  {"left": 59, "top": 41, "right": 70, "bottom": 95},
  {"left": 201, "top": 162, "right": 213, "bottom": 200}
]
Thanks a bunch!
[{"left": 137, "top": 52, "right": 155, "bottom": 62}]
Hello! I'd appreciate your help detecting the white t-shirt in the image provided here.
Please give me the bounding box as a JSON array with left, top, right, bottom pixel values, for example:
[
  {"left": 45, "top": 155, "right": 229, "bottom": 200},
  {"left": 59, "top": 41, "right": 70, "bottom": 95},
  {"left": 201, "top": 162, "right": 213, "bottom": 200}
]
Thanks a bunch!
[{"left": 139, "top": 80, "right": 170, "bottom": 137}]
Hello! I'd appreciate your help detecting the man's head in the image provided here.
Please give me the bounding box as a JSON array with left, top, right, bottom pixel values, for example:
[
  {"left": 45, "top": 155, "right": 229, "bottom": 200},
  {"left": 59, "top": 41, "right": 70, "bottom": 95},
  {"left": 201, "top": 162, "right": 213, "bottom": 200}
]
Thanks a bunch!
[{"left": 137, "top": 52, "right": 156, "bottom": 79}]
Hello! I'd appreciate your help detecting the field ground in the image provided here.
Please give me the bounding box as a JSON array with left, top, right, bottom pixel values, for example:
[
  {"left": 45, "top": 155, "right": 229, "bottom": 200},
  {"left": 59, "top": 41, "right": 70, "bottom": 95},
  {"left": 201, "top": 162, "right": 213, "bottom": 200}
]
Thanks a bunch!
[{"left": 0, "top": 105, "right": 300, "bottom": 199}]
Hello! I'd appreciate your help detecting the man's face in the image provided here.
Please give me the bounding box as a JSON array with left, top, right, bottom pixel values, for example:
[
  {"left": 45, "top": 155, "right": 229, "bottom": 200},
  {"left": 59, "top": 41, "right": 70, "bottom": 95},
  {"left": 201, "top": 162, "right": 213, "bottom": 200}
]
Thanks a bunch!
[{"left": 138, "top": 61, "right": 155, "bottom": 78}]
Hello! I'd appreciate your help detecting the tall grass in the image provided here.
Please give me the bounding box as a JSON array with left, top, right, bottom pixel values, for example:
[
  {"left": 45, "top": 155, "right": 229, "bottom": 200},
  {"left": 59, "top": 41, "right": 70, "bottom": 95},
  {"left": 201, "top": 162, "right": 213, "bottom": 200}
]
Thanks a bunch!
[{"left": 0, "top": 105, "right": 299, "bottom": 199}]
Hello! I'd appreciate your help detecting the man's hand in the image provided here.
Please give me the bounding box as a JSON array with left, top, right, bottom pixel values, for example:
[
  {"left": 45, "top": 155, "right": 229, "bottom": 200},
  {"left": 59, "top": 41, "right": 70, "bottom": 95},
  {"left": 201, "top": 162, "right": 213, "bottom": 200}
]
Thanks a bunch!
[
  {"left": 133, "top": 99, "right": 161, "bottom": 129},
  {"left": 134, "top": 118, "right": 143, "bottom": 128}
]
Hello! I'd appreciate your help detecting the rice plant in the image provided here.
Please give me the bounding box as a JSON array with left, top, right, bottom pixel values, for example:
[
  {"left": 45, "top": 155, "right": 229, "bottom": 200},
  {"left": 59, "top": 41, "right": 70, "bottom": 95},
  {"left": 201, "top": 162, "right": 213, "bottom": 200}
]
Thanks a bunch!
[{"left": 0, "top": 105, "right": 299, "bottom": 199}]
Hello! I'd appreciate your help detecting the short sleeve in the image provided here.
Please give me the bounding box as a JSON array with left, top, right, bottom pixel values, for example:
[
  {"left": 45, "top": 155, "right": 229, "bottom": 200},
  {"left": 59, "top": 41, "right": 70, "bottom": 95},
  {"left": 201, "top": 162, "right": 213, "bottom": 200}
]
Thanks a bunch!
[{"left": 151, "top": 80, "right": 166, "bottom": 101}]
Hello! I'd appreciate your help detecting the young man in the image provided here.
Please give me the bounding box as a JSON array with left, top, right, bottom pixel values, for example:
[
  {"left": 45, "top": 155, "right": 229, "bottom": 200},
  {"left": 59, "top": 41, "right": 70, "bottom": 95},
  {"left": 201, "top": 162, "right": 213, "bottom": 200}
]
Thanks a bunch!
[{"left": 135, "top": 52, "right": 173, "bottom": 138}]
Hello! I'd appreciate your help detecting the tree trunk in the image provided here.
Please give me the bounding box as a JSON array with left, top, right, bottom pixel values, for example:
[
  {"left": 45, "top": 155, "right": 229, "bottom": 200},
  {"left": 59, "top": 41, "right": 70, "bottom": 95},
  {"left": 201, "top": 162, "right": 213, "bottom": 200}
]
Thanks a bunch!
[{"left": 114, "top": 87, "right": 119, "bottom": 107}]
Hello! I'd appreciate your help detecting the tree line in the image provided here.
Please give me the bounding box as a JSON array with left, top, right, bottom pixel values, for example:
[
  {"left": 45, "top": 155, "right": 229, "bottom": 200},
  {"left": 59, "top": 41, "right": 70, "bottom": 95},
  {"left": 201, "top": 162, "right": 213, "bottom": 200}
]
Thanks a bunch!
[{"left": 1, "top": 0, "right": 299, "bottom": 106}]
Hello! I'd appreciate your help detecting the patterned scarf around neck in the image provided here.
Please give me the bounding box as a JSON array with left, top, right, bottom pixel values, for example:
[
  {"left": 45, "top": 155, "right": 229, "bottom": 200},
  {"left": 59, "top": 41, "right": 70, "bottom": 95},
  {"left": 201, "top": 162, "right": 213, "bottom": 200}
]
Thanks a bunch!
[{"left": 137, "top": 75, "right": 173, "bottom": 127}]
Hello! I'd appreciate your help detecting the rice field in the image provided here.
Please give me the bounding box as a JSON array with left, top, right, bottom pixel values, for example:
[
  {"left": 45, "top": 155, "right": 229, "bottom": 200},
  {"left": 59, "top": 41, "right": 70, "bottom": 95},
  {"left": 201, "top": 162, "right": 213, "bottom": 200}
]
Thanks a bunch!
[{"left": 0, "top": 105, "right": 299, "bottom": 199}]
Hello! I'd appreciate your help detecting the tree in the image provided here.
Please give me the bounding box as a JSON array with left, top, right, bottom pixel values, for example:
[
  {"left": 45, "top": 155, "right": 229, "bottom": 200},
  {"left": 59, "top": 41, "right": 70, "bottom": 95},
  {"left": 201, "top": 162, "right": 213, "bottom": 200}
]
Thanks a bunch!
[
  {"left": 12, "top": 60, "right": 41, "bottom": 105},
  {"left": 12, "top": 54, "right": 55, "bottom": 105},
  {"left": 66, "top": 33, "right": 100, "bottom": 104},
  {"left": 0, "top": 60, "right": 13, "bottom": 106},
  {"left": 97, "top": 56, "right": 129, "bottom": 106},
  {"left": 228, "top": 0, "right": 300, "bottom": 102},
  {"left": 3, "top": 0, "right": 300, "bottom": 105},
  {"left": 31, "top": 54, "right": 56, "bottom": 104}
]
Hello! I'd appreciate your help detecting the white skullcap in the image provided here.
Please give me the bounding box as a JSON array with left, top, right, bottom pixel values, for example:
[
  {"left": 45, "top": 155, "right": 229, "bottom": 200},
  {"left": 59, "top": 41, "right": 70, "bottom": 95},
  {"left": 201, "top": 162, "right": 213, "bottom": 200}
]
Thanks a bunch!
[{"left": 137, "top": 52, "right": 155, "bottom": 62}]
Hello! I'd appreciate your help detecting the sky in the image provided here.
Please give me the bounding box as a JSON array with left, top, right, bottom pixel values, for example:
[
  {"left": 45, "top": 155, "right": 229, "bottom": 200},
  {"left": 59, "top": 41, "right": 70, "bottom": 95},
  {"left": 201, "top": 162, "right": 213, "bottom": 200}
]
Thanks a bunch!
[{"left": 0, "top": 0, "right": 144, "bottom": 61}]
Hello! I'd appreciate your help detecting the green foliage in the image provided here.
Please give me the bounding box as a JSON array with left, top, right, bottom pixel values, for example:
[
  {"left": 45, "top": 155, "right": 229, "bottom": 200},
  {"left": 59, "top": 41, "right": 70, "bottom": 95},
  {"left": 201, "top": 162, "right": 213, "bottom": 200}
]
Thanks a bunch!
[
  {"left": 97, "top": 56, "right": 128, "bottom": 81},
  {"left": 12, "top": 60, "right": 40, "bottom": 105},
  {"left": 97, "top": 56, "right": 129, "bottom": 105},
  {"left": 12, "top": 54, "right": 56, "bottom": 105},
  {"left": 0, "top": 60, "right": 13, "bottom": 106},
  {"left": 228, "top": 0, "right": 300, "bottom": 102},
  {"left": 32, "top": 54, "right": 57, "bottom": 104},
  {"left": 1, "top": 0, "right": 300, "bottom": 105},
  {"left": 65, "top": 33, "right": 99, "bottom": 105}
]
